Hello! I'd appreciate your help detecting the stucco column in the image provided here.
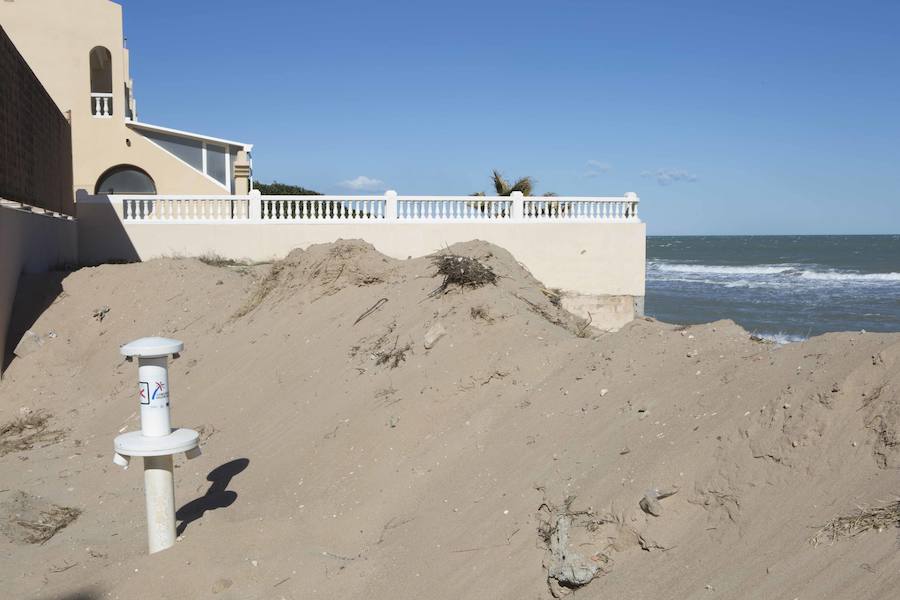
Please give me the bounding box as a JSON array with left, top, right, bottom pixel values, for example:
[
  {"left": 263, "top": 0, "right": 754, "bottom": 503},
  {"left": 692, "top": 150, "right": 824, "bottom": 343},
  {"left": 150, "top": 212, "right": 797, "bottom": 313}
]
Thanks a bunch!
[{"left": 233, "top": 151, "right": 251, "bottom": 195}]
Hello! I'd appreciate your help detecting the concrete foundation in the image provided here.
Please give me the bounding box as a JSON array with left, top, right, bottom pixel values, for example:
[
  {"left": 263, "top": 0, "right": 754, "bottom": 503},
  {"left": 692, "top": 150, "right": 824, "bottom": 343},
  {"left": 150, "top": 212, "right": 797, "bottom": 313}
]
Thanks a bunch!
[{"left": 561, "top": 293, "right": 644, "bottom": 332}]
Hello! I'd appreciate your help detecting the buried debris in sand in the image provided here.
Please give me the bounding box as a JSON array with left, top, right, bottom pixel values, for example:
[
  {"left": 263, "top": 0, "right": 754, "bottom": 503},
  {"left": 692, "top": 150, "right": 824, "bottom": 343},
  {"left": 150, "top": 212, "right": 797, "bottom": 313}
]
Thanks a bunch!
[{"left": 538, "top": 497, "right": 611, "bottom": 597}]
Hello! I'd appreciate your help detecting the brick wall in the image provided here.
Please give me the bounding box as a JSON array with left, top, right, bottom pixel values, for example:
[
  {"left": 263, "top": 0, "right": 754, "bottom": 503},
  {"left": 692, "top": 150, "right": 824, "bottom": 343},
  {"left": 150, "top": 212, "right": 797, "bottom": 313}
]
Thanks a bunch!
[{"left": 0, "top": 26, "right": 73, "bottom": 216}]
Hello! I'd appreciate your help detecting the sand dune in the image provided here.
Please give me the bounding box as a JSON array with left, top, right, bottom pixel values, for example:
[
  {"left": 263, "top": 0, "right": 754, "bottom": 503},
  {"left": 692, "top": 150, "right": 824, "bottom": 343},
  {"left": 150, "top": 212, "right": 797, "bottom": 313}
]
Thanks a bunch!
[{"left": 1, "top": 240, "right": 898, "bottom": 599}]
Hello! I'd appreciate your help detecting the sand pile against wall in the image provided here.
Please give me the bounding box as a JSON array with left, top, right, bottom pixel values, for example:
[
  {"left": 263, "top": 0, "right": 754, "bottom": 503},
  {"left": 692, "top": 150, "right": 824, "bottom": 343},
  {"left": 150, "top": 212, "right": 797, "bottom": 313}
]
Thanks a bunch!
[{"left": 1, "top": 240, "right": 899, "bottom": 600}]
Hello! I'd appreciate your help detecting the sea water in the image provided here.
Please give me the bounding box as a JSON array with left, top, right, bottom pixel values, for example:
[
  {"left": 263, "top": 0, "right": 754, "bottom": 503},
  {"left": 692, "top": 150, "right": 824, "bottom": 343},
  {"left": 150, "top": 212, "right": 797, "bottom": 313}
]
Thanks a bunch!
[{"left": 646, "top": 235, "right": 900, "bottom": 341}]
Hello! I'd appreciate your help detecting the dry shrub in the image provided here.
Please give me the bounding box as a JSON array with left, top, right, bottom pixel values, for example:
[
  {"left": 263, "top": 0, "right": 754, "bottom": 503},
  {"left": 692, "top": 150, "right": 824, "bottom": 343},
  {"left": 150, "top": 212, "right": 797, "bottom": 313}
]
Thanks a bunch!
[
  {"left": 0, "top": 411, "right": 65, "bottom": 456},
  {"left": 429, "top": 254, "right": 497, "bottom": 297},
  {"left": 812, "top": 499, "right": 900, "bottom": 545}
]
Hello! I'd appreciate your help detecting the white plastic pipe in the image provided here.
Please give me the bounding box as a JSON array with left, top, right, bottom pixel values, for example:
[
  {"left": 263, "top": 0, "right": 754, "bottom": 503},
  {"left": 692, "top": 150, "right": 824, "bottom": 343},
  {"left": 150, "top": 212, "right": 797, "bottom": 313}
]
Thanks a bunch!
[
  {"left": 116, "top": 337, "right": 199, "bottom": 555},
  {"left": 144, "top": 454, "right": 176, "bottom": 553}
]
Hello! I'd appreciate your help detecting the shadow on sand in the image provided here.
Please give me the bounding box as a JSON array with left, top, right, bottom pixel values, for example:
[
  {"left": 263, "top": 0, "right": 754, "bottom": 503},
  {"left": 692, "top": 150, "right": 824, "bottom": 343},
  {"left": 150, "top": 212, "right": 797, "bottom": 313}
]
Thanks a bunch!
[
  {"left": 36, "top": 587, "right": 104, "bottom": 600},
  {"left": 2, "top": 271, "right": 69, "bottom": 372},
  {"left": 176, "top": 458, "right": 249, "bottom": 535}
]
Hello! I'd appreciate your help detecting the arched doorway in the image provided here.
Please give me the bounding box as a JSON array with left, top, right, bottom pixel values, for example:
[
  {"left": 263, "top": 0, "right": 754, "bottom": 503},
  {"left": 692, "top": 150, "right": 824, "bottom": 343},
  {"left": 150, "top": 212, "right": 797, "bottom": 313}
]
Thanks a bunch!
[
  {"left": 89, "top": 46, "right": 113, "bottom": 116},
  {"left": 95, "top": 165, "right": 157, "bottom": 194}
]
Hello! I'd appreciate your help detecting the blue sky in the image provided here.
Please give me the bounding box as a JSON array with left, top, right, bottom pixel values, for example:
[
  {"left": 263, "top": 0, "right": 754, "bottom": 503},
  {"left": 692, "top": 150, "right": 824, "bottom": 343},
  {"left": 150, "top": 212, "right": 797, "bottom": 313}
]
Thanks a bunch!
[{"left": 119, "top": 0, "right": 899, "bottom": 234}]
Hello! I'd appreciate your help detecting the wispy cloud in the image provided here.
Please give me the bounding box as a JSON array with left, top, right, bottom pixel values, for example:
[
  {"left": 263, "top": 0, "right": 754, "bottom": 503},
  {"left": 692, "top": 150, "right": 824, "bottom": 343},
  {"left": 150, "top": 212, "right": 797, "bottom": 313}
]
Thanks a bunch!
[
  {"left": 641, "top": 168, "right": 698, "bottom": 186},
  {"left": 584, "top": 160, "right": 612, "bottom": 178},
  {"left": 338, "top": 175, "right": 386, "bottom": 191}
]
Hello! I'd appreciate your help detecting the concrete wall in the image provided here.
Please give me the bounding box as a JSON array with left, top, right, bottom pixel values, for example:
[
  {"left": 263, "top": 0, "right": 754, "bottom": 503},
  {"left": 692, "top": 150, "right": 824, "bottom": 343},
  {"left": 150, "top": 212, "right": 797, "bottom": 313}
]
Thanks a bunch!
[
  {"left": 0, "top": 0, "right": 231, "bottom": 196},
  {"left": 0, "top": 203, "right": 78, "bottom": 376},
  {"left": 77, "top": 196, "right": 646, "bottom": 328}
]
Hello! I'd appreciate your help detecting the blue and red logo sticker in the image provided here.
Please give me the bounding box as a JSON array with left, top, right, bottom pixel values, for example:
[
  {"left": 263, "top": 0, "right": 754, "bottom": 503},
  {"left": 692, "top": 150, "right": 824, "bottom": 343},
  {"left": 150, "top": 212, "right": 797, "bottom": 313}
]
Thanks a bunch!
[{"left": 139, "top": 381, "right": 169, "bottom": 406}]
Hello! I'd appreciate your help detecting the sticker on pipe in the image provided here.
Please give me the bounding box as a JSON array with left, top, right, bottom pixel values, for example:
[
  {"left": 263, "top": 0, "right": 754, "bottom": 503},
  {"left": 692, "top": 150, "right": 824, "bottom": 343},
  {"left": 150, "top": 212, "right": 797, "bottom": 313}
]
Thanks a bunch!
[{"left": 139, "top": 381, "right": 169, "bottom": 406}]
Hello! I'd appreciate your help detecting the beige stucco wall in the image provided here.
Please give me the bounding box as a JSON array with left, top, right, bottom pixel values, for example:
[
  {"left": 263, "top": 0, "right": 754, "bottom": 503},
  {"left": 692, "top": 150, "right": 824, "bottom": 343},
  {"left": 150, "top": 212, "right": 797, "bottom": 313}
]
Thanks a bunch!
[
  {"left": 0, "top": 203, "right": 78, "bottom": 377},
  {"left": 0, "top": 0, "right": 226, "bottom": 196},
  {"left": 76, "top": 199, "right": 645, "bottom": 297}
]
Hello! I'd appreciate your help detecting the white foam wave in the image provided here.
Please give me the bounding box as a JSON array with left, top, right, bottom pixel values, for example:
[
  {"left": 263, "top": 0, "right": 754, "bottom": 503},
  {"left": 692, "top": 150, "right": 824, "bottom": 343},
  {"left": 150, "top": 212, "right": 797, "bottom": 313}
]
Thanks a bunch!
[
  {"left": 798, "top": 270, "right": 900, "bottom": 282},
  {"left": 649, "top": 263, "right": 793, "bottom": 276},
  {"left": 755, "top": 332, "right": 807, "bottom": 344},
  {"left": 649, "top": 262, "right": 900, "bottom": 284}
]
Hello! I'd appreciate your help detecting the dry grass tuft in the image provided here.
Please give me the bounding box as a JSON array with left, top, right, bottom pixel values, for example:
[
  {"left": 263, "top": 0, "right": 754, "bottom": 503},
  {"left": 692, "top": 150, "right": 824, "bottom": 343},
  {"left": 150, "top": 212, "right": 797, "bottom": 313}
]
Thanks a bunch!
[
  {"left": 811, "top": 499, "right": 900, "bottom": 545},
  {"left": 198, "top": 253, "right": 251, "bottom": 268},
  {"left": 0, "top": 411, "right": 65, "bottom": 456},
  {"left": 232, "top": 262, "right": 285, "bottom": 319},
  {"left": 429, "top": 254, "right": 497, "bottom": 297},
  {"left": 375, "top": 337, "right": 411, "bottom": 369}
]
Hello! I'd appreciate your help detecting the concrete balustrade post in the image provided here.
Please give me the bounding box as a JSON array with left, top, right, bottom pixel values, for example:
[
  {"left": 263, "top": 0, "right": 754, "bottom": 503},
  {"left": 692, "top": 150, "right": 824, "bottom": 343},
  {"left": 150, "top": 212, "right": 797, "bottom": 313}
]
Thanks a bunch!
[
  {"left": 625, "top": 192, "right": 638, "bottom": 220},
  {"left": 510, "top": 191, "right": 524, "bottom": 220},
  {"left": 249, "top": 189, "right": 262, "bottom": 220},
  {"left": 385, "top": 190, "right": 398, "bottom": 220}
]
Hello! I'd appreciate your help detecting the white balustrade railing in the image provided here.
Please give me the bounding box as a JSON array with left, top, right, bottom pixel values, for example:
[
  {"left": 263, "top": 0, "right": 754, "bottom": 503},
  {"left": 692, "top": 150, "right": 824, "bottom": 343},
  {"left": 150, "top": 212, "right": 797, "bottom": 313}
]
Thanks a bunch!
[
  {"left": 91, "top": 93, "right": 114, "bottom": 118},
  {"left": 121, "top": 196, "right": 250, "bottom": 221},
  {"left": 397, "top": 196, "right": 513, "bottom": 220},
  {"left": 111, "top": 191, "right": 639, "bottom": 224},
  {"left": 260, "top": 196, "right": 385, "bottom": 220},
  {"left": 522, "top": 196, "right": 638, "bottom": 220}
]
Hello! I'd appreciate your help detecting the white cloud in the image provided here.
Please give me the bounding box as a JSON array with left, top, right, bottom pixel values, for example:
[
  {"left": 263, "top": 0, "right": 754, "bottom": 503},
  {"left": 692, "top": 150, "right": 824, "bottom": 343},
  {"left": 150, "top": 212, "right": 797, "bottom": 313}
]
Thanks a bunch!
[
  {"left": 641, "top": 168, "right": 698, "bottom": 186},
  {"left": 338, "top": 175, "right": 386, "bottom": 191},
  {"left": 584, "top": 160, "right": 612, "bottom": 178}
]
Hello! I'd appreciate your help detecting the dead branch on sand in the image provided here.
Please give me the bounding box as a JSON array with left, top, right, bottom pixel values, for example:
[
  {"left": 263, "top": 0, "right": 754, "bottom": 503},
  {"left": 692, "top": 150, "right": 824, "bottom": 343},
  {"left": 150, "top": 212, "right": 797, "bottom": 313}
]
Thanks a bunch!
[
  {"left": 16, "top": 505, "right": 81, "bottom": 544},
  {"left": 811, "top": 499, "right": 900, "bottom": 545},
  {"left": 428, "top": 254, "right": 497, "bottom": 297},
  {"left": 0, "top": 411, "right": 65, "bottom": 456}
]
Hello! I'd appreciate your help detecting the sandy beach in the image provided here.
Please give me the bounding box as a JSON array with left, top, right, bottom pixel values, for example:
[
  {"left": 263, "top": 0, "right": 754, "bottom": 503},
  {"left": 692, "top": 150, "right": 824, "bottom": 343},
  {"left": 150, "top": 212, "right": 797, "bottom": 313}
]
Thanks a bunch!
[{"left": 1, "top": 240, "right": 899, "bottom": 599}]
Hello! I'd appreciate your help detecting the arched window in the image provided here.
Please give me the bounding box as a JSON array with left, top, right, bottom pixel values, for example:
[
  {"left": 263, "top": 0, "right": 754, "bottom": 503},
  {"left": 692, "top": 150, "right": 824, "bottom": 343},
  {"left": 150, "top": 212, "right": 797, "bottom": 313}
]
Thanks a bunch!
[
  {"left": 89, "top": 46, "right": 113, "bottom": 116},
  {"left": 95, "top": 165, "right": 156, "bottom": 194}
]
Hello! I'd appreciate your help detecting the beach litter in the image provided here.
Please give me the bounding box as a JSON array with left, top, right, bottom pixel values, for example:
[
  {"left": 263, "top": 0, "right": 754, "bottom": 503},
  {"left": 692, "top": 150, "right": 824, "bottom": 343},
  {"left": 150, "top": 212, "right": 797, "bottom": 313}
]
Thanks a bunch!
[
  {"left": 13, "top": 330, "right": 44, "bottom": 358},
  {"left": 639, "top": 487, "right": 679, "bottom": 517},
  {"left": 423, "top": 322, "right": 447, "bottom": 349}
]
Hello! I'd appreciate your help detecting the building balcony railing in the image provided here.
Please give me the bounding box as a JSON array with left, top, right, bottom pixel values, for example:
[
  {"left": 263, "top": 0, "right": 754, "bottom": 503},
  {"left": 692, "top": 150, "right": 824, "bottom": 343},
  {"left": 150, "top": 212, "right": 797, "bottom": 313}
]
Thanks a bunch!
[{"left": 91, "top": 92, "right": 113, "bottom": 118}]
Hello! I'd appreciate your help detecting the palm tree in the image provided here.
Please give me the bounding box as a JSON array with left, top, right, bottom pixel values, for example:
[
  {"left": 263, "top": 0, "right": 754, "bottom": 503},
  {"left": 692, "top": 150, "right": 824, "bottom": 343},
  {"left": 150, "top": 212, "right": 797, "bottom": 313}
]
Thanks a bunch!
[
  {"left": 491, "top": 170, "right": 534, "bottom": 196},
  {"left": 469, "top": 170, "right": 563, "bottom": 217}
]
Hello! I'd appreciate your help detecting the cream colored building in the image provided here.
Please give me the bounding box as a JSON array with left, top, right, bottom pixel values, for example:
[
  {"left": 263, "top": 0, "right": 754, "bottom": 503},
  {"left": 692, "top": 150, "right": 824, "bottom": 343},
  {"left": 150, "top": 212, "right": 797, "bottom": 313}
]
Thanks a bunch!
[{"left": 0, "top": 0, "right": 252, "bottom": 198}]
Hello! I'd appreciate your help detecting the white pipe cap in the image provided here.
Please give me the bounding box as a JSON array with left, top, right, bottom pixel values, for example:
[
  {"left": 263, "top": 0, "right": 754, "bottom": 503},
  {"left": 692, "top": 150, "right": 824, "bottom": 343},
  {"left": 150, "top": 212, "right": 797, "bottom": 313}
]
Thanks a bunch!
[{"left": 120, "top": 337, "right": 184, "bottom": 358}]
